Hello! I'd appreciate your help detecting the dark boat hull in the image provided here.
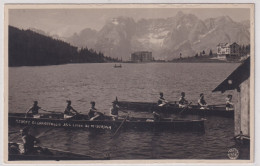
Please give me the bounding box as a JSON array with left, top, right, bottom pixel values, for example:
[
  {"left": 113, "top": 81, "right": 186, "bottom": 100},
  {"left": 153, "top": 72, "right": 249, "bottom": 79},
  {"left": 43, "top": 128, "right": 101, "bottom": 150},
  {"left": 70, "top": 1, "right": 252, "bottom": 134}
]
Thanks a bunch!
[
  {"left": 9, "top": 155, "right": 97, "bottom": 161},
  {"left": 116, "top": 101, "right": 234, "bottom": 118},
  {"left": 8, "top": 143, "right": 108, "bottom": 161},
  {"left": 9, "top": 113, "right": 205, "bottom": 132}
]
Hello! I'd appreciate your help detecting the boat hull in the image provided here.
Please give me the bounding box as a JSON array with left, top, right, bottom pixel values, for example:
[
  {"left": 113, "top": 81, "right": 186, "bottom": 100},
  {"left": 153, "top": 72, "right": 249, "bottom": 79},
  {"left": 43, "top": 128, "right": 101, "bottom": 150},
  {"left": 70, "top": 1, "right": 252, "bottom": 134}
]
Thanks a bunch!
[
  {"left": 116, "top": 101, "right": 234, "bottom": 118},
  {"left": 9, "top": 113, "right": 205, "bottom": 132},
  {"left": 8, "top": 143, "right": 108, "bottom": 161}
]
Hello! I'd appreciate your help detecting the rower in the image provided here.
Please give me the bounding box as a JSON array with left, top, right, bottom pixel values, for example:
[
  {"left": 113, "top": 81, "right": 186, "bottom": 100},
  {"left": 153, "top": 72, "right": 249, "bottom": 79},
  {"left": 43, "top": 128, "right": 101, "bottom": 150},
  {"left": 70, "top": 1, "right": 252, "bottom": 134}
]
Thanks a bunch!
[
  {"left": 110, "top": 101, "right": 127, "bottom": 121},
  {"left": 152, "top": 111, "right": 161, "bottom": 121},
  {"left": 26, "top": 101, "right": 41, "bottom": 118},
  {"left": 64, "top": 100, "right": 79, "bottom": 119},
  {"left": 158, "top": 92, "right": 168, "bottom": 107},
  {"left": 226, "top": 95, "right": 234, "bottom": 111},
  {"left": 88, "top": 101, "right": 101, "bottom": 121},
  {"left": 179, "top": 92, "right": 189, "bottom": 108},
  {"left": 198, "top": 93, "right": 208, "bottom": 109},
  {"left": 20, "top": 127, "right": 40, "bottom": 154},
  {"left": 110, "top": 101, "right": 120, "bottom": 121}
]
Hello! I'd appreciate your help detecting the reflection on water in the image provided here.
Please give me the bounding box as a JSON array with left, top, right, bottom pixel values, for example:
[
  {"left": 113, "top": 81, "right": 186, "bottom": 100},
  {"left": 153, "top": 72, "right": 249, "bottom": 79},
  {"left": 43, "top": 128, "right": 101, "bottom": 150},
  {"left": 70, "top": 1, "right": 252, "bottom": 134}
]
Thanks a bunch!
[{"left": 9, "top": 63, "right": 240, "bottom": 159}]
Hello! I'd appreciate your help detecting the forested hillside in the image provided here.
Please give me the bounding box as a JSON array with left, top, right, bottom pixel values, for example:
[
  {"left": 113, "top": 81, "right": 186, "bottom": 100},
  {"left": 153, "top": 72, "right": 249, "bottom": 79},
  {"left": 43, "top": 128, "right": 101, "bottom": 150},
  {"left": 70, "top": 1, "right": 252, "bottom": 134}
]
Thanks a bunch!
[{"left": 9, "top": 26, "right": 119, "bottom": 66}]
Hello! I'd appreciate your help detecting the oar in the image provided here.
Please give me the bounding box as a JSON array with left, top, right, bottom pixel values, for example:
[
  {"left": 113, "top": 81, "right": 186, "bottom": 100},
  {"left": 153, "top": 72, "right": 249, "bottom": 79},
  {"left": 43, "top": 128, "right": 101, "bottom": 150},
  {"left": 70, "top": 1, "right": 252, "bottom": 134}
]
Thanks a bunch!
[
  {"left": 167, "top": 101, "right": 178, "bottom": 104},
  {"left": 209, "top": 104, "right": 226, "bottom": 107},
  {"left": 9, "top": 127, "right": 54, "bottom": 141},
  {"left": 112, "top": 115, "right": 128, "bottom": 138},
  {"left": 36, "top": 128, "right": 55, "bottom": 139},
  {"left": 9, "top": 131, "right": 20, "bottom": 135},
  {"left": 175, "top": 102, "right": 192, "bottom": 119},
  {"left": 89, "top": 111, "right": 104, "bottom": 121},
  {"left": 179, "top": 102, "right": 192, "bottom": 114},
  {"left": 40, "top": 108, "right": 61, "bottom": 114}
]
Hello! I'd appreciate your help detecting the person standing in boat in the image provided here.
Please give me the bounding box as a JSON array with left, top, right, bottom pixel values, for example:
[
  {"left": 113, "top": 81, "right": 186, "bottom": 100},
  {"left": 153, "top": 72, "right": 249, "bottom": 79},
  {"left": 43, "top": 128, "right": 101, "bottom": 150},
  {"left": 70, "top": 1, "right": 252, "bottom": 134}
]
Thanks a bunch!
[
  {"left": 20, "top": 127, "right": 40, "bottom": 154},
  {"left": 158, "top": 92, "right": 168, "bottom": 107},
  {"left": 179, "top": 92, "right": 189, "bottom": 108},
  {"left": 26, "top": 101, "right": 41, "bottom": 117},
  {"left": 198, "top": 93, "right": 208, "bottom": 109},
  {"left": 226, "top": 95, "right": 234, "bottom": 111},
  {"left": 64, "top": 100, "right": 79, "bottom": 119}
]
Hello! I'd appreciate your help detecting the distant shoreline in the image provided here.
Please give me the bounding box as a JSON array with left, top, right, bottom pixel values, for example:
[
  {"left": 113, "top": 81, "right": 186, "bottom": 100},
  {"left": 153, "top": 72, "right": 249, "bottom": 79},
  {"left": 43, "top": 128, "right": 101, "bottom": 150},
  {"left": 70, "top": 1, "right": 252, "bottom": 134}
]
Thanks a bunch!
[
  {"left": 169, "top": 55, "right": 243, "bottom": 64},
  {"left": 8, "top": 60, "right": 242, "bottom": 67},
  {"left": 169, "top": 59, "right": 241, "bottom": 64}
]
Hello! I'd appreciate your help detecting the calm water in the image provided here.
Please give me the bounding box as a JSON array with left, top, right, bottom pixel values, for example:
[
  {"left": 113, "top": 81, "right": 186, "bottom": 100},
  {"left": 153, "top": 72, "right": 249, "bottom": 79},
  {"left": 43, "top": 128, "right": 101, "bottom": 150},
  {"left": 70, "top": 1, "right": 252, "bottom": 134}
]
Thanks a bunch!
[{"left": 9, "top": 63, "right": 240, "bottom": 159}]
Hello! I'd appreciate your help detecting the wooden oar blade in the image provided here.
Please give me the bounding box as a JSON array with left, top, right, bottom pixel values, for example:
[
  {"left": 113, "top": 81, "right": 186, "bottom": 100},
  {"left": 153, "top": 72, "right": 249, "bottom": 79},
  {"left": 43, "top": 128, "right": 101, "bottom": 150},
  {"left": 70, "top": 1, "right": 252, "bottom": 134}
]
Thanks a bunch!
[
  {"left": 112, "top": 115, "right": 128, "bottom": 138},
  {"left": 9, "top": 131, "right": 20, "bottom": 135},
  {"left": 36, "top": 128, "right": 55, "bottom": 139}
]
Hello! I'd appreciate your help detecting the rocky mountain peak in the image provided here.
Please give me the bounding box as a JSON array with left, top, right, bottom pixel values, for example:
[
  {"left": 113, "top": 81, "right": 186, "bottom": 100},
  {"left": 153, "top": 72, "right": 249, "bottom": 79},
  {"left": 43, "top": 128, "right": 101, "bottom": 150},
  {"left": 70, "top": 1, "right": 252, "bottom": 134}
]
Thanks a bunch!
[{"left": 64, "top": 13, "right": 250, "bottom": 60}]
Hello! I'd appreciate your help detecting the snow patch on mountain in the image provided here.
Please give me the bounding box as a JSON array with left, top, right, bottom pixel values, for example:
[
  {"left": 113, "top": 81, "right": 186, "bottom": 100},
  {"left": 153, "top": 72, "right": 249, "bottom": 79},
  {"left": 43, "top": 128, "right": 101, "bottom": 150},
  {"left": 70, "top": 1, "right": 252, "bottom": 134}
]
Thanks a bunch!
[{"left": 64, "top": 14, "right": 250, "bottom": 60}]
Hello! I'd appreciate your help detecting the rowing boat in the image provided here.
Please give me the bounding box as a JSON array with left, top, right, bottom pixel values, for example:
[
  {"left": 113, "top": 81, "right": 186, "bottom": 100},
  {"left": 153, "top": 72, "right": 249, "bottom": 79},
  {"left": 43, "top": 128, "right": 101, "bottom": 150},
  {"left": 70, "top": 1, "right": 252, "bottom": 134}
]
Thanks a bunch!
[
  {"left": 9, "top": 113, "right": 205, "bottom": 132},
  {"left": 8, "top": 142, "right": 109, "bottom": 160},
  {"left": 114, "top": 64, "right": 122, "bottom": 68},
  {"left": 116, "top": 101, "right": 234, "bottom": 118}
]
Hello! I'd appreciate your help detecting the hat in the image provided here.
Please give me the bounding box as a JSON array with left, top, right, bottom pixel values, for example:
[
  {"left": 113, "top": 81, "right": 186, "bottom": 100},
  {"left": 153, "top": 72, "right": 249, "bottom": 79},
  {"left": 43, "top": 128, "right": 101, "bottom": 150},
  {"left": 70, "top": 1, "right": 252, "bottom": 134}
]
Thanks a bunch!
[
  {"left": 66, "top": 100, "right": 71, "bottom": 104},
  {"left": 112, "top": 100, "right": 118, "bottom": 104},
  {"left": 90, "top": 101, "right": 95, "bottom": 105},
  {"left": 227, "top": 95, "right": 232, "bottom": 98},
  {"left": 20, "top": 127, "right": 29, "bottom": 133}
]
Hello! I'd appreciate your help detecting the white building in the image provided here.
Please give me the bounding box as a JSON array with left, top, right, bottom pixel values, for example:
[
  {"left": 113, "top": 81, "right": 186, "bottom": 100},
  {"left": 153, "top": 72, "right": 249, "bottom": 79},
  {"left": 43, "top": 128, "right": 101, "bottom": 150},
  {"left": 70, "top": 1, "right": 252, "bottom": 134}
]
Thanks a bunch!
[
  {"left": 217, "top": 43, "right": 230, "bottom": 60},
  {"left": 131, "top": 51, "right": 153, "bottom": 62}
]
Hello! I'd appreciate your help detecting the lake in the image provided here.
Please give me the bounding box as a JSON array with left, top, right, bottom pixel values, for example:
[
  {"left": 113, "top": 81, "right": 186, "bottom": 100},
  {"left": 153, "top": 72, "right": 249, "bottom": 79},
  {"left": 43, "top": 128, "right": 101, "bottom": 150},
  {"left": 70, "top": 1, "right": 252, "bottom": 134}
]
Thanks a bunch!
[{"left": 9, "top": 62, "right": 240, "bottom": 159}]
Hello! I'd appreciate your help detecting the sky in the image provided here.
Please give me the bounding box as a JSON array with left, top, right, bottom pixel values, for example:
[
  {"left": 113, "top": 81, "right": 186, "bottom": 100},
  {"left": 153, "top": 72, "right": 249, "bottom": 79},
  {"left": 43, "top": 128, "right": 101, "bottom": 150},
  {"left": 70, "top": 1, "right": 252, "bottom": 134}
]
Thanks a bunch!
[{"left": 9, "top": 7, "right": 250, "bottom": 37}]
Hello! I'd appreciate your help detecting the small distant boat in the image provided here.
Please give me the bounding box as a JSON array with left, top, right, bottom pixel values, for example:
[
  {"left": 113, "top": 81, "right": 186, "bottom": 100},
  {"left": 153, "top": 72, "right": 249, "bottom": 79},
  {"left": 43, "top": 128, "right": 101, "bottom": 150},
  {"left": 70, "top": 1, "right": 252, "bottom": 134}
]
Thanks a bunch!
[{"left": 114, "top": 64, "right": 122, "bottom": 68}]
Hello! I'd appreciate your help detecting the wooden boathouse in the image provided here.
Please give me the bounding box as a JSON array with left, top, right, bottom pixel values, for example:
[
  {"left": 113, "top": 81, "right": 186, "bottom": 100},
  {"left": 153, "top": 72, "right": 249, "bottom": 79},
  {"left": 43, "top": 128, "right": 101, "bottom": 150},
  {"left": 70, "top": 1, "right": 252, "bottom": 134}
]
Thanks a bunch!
[{"left": 212, "top": 57, "right": 251, "bottom": 143}]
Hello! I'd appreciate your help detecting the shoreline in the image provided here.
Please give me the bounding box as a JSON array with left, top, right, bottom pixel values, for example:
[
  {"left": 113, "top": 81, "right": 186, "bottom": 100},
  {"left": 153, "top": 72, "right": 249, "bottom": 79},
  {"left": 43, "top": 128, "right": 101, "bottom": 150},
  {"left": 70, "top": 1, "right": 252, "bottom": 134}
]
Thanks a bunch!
[{"left": 8, "top": 61, "right": 241, "bottom": 67}]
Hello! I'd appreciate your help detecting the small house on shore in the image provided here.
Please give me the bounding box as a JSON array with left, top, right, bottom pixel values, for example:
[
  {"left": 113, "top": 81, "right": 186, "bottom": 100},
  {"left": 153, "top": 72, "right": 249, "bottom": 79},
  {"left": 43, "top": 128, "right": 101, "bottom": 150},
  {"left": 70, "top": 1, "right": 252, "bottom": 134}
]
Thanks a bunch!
[
  {"left": 217, "top": 43, "right": 230, "bottom": 60},
  {"left": 212, "top": 57, "right": 251, "bottom": 144},
  {"left": 217, "top": 42, "right": 249, "bottom": 61}
]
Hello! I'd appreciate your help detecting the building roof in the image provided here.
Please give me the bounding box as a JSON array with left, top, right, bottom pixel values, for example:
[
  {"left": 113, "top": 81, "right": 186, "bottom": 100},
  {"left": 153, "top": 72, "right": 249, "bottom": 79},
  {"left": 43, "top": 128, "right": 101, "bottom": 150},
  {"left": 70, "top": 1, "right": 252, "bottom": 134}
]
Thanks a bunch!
[
  {"left": 230, "top": 42, "right": 239, "bottom": 47},
  {"left": 212, "top": 57, "right": 250, "bottom": 93},
  {"left": 217, "top": 43, "right": 230, "bottom": 47}
]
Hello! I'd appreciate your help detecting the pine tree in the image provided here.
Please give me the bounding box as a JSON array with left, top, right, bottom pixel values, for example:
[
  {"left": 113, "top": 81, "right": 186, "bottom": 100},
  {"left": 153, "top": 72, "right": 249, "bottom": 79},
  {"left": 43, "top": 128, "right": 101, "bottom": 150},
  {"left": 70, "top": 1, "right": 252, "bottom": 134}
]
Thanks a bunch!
[{"left": 209, "top": 49, "right": 213, "bottom": 56}]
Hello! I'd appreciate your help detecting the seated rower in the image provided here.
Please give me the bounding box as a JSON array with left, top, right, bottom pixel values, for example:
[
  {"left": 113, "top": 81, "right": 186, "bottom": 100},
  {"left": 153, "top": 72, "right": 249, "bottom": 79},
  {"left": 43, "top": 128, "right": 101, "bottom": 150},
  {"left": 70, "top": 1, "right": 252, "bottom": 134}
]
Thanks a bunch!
[
  {"left": 64, "top": 100, "right": 79, "bottom": 119},
  {"left": 110, "top": 101, "right": 127, "bottom": 121},
  {"left": 158, "top": 92, "right": 169, "bottom": 107},
  {"left": 179, "top": 92, "right": 189, "bottom": 108},
  {"left": 26, "top": 101, "right": 41, "bottom": 118},
  {"left": 198, "top": 93, "right": 208, "bottom": 109},
  {"left": 88, "top": 101, "right": 102, "bottom": 121},
  {"left": 110, "top": 101, "right": 120, "bottom": 121},
  {"left": 226, "top": 95, "right": 234, "bottom": 111}
]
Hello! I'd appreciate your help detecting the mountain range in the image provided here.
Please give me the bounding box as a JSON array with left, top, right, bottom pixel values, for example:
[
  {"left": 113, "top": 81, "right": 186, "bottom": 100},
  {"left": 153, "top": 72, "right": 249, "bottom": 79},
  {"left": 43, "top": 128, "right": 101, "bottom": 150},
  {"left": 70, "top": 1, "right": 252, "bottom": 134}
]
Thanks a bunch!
[{"left": 51, "top": 11, "right": 250, "bottom": 60}]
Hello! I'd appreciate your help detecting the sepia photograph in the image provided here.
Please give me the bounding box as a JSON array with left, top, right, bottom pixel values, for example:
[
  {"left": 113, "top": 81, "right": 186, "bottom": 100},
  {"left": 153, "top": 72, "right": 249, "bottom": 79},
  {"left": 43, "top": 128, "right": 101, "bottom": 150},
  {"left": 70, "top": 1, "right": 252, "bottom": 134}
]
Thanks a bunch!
[{"left": 3, "top": 3, "right": 254, "bottom": 163}]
